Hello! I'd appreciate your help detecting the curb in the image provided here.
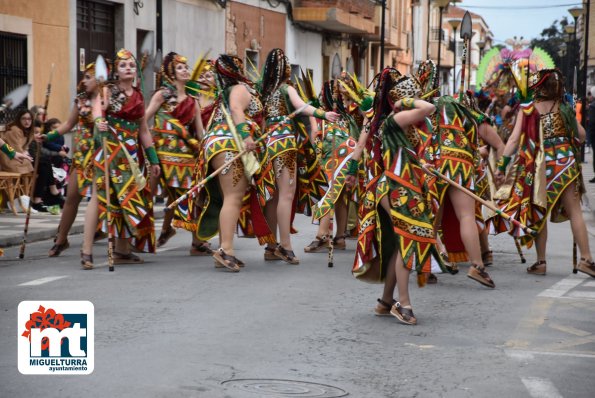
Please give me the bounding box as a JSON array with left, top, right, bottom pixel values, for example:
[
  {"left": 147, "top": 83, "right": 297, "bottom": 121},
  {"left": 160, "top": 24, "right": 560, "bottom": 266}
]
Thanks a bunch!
[{"left": 0, "top": 208, "right": 165, "bottom": 248}]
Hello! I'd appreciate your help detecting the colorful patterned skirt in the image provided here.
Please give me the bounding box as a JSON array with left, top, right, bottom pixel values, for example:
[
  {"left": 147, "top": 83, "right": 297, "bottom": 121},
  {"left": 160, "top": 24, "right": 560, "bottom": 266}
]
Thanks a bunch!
[
  {"left": 192, "top": 120, "right": 274, "bottom": 244},
  {"left": 313, "top": 126, "right": 357, "bottom": 220},
  {"left": 71, "top": 124, "right": 94, "bottom": 198},
  {"left": 94, "top": 116, "right": 155, "bottom": 253},
  {"left": 153, "top": 126, "right": 198, "bottom": 231},
  {"left": 491, "top": 137, "right": 581, "bottom": 245}
]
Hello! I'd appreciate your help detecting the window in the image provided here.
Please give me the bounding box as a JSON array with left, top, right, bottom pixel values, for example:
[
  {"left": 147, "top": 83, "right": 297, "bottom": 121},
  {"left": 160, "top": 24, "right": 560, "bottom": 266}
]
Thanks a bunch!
[{"left": 0, "top": 32, "right": 27, "bottom": 124}]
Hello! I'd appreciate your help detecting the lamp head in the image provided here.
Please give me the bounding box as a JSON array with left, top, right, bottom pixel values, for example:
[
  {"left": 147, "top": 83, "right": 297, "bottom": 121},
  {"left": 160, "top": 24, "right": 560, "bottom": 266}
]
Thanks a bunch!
[{"left": 568, "top": 6, "right": 584, "bottom": 19}]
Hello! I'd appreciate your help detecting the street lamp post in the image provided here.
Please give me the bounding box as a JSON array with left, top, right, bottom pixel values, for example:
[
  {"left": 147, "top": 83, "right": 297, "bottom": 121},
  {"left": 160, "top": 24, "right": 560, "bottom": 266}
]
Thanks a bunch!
[
  {"left": 564, "top": 24, "right": 577, "bottom": 91},
  {"left": 434, "top": 0, "right": 461, "bottom": 88},
  {"left": 448, "top": 19, "right": 461, "bottom": 95},
  {"left": 380, "top": 0, "right": 387, "bottom": 71},
  {"left": 581, "top": 0, "right": 591, "bottom": 128}
]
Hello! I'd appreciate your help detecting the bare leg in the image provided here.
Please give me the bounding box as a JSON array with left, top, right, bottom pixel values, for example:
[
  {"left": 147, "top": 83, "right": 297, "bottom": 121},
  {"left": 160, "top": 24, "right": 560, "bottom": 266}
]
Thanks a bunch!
[
  {"left": 560, "top": 181, "right": 592, "bottom": 261},
  {"left": 275, "top": 160, "right": 297, "bottom": 251},
  {"left": 534, "top": 224, "right": 547, "bottom": 263},
  {"left": 81, "top": 185, "right": 99, "bottom": 256},
  {"left": 334, "top": 190, "right": 348, "bottom": 238},
  {"left": 448, "top": 187, "right": 483, "bottom": 266},
  {"left": 264, "top": 194, "right": 279, "bottom": 249},
  {"left": 212, "top": 153, "right": 248, "bottom": 256},
  {"left": 55, "top": 173, "right": 82, "bottom": 245}
]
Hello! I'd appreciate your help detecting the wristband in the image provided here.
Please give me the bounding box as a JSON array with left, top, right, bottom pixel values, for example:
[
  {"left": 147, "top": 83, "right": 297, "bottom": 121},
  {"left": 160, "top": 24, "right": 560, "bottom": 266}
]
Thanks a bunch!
[
  {"left": 401, "top": 98, "right": 415, "bottom": 109},
  {"left": 94, "top": 117, "right": 105, "bottom": 125},
  {"left": 346, "top": 159, "right": 359, "bottom": 176},
  {"left": 497, "top": 155, "right": 511, "bottom": 172},
  {"left": 46, "top": 130, "right": 61, "bottom": 142},
  {"left": 145, "top": 146, "right": 159, "bottom": 165},
  {"left": 1, "top": 143, "right": 16, "bottom": 159},
  {"left": 235, "top": 122, "right": 251, "bottom": 139},
  {"left": 313, "top": 108, "right": 326, "bottom": 120}
]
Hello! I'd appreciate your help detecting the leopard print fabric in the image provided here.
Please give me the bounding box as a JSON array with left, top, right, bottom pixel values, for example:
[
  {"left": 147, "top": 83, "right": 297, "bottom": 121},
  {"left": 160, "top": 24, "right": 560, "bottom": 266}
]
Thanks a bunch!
[
  {"left": 274, "top": 150, "right": 297, "bottom": 185},
  {"left": 264, "top": 88, "right": 289, "bottom": 118},
  {"left": 220, "top": 151, "right": 245, "bottom": 187},
  {"left": 541, "top": 111, "right": 568, "bottom": 139}
]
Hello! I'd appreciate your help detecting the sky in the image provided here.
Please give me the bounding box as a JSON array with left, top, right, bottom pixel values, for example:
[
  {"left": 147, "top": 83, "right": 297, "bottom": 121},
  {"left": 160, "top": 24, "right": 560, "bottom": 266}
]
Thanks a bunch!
[{"left": 457, "top": 0, "right": 585, "bottom": 44}]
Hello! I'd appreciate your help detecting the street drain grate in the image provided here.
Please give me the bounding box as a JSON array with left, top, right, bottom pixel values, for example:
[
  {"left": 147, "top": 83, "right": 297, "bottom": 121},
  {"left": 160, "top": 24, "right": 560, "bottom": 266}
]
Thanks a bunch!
[{"left": 221, "top": 378, "right": 348, "bottom": 397}]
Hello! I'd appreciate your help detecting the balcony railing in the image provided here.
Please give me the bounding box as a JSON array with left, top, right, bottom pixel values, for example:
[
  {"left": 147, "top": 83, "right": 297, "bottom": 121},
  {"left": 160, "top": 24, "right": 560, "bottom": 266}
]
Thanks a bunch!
[{"left": 294, "top": 0, "right": 376, "bottom": 20}]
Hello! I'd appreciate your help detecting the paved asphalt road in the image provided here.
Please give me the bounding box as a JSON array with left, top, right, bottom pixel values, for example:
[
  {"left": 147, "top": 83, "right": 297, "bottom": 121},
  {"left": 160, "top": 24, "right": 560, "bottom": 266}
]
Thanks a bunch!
[{"left": 1, "top": 214, "right": 594, "bottom": 398}]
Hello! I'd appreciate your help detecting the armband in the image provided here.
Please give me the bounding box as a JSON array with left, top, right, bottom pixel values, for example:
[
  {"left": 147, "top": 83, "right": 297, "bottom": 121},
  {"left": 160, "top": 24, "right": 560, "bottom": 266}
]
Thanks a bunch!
[
  {"left": 1, "top": 143, "right": 16, "bottom": 159},
  {"left": 94, "top": 117, "right": 105, "bottom": 125},
  {"left": 313, "top": 108, "right": 326, "bottom": 120},
  {"left": 46, "top": 130, "right": 61, "bottom": 142},
  {"left": 497, "top": 155, "right": 511, "bottom": 172},
  {"left": 401, "top": 98, "right": 416, "bottom": 109},
  {"left": 145, "top": 146, "right": 159, "bottom": 165},
  {"left": 235, "top": 122, "right": 251, "bottom": 139}
]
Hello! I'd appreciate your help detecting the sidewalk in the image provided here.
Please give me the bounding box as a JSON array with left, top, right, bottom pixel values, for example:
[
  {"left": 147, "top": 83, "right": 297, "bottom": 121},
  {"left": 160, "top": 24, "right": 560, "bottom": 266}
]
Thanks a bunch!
[{"left": 0, "top": 199, "right": 165, "bottom": 248}]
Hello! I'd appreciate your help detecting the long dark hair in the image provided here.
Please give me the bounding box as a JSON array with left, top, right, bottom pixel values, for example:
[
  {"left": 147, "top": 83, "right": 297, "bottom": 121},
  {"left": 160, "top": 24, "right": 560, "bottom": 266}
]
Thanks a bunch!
[
  {"left": 369, "top": 68, "right": 398, "bottom": 140},
  {"left": 261, "top": 48, "right": 290, "bottom": 104},
  {"left": 8, "top": 109, "right": 34, "bottom": 138},
  {"left": 215, "top": 54, "right": 251, "bottom": 91}
]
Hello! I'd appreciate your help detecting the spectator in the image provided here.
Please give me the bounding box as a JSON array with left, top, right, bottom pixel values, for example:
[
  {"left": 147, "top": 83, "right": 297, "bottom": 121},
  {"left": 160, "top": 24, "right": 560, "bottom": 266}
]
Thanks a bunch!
[
  {"left": 0, "top": 109, "right": 34, "bottom": 174},
  {"left": 30, "top": 105, "right": 46, "bottom": 124},
  {"left": 28, "top": 118, "right": 66, "bottom": 212}
]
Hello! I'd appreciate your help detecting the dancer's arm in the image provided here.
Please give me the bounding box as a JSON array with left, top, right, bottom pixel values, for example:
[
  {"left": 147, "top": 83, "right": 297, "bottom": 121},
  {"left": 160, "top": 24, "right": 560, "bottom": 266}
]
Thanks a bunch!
[
  {"left": 392, "top": 98, "right": 436, "bottom": 129},
  {"left": 478, "top": 123, "right": 505, "bottom": 159},
  {"left": 494, "top": 110, "right": 523, "bottom": 184},
  {"left": 286, "top": 86, "right": 340, "bottom": 122},
  {"left": 229, "top": 84, "right": 256, "bottom": 151},
  {"left": 144, "top": 90, "right": 165, "bottom": 129},
  {"left": 139, "top": 116, "right": 161, "bottom": 178},
  {"left": 194, "top": 99, "right": 205, "bottom": 140}
]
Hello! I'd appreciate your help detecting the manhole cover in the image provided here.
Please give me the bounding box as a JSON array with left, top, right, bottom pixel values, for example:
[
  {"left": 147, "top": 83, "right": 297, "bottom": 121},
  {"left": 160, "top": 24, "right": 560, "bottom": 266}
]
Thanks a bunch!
[{"left": 221, "top": 378, "right": 348, "bottom": 397}]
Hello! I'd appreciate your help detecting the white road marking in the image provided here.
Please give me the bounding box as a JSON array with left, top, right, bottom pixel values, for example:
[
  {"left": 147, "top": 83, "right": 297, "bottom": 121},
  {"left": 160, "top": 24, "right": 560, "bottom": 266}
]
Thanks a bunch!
[
  {"left": 507, "top": 349, "right": 595, "bottom": 359},
  {"left": 566, "top": 291, "right": 595, "bottom": 300},
  {"left": 521, "top": 377, "right": 563, "bottom": 398},
  {"left": 538, "top": 274, "right": 588, "bottom": 298},
  {"left": 18, "top": 276, "right": 68, "bottom": 286},
  {"left": 584, "top": 281, "right": 595, "bottom": 288}
]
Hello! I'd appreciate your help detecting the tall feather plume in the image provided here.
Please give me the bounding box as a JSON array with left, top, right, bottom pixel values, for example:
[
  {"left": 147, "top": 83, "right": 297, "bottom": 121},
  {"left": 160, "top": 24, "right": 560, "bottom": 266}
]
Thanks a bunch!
[{"left": 190, "top": 50, "right": 211, "bottom": 82}]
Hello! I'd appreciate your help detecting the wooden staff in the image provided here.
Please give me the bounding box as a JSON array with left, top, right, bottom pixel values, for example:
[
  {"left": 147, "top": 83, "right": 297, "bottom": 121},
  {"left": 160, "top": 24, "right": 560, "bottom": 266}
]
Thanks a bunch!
[
  {"left": 326, "top": 119, "right": 336, "bottom": 268},
  {"left": 19, "top": 64, "right": 55, "bottom": 259},
  {"left": 573, "top": 241, "right": 578, "bottom": 274},
  {"left": 103, "top": 138, "right": 114, "bottom": 272},
  {"left": 167, "top": 103, "right": 309, "bottom": 210},
  {"left": 422, "top": 164, "right": 535, "bottom": 235}
]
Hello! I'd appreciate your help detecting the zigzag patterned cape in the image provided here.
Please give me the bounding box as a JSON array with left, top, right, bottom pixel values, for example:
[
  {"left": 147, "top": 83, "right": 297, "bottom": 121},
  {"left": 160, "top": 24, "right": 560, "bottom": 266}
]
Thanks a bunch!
[
  {"left": 352, "top": 116, "right": 444, "bottom": 285},
  {"left": 152, "top": 94, "right": 200, "bottom": 231},
  {"left": 94, "top": 87, "right": 155, "bottom": 253}
]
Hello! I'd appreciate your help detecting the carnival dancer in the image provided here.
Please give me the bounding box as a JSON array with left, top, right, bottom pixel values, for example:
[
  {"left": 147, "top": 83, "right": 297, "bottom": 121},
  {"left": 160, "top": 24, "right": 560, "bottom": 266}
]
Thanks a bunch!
[
  {"left": 493, "top": 69, "right": 594, "bottom": 277},
  {"left": 437, "top": 91, "right": 504, "bottom": 271},
  {"left": 45, "top": 63, "right": 102, "bottom": 257},
  {"left": 192, "top": 55, "right": 270, "bottom": 271},
  {"left": 259, "top": 48, "right": 339, "bottom": 264},
  {"left": 145, "top": 52, "right": 212, "bottom": 255},
  {"left": 304, "top": 75, "right": 362, "bottom": 253},
  {"left": 352, "top": 68, "right": 445, "bottom": 325},
  {"left": 87, "top": 48, "right": 160, "bottom": 269}
]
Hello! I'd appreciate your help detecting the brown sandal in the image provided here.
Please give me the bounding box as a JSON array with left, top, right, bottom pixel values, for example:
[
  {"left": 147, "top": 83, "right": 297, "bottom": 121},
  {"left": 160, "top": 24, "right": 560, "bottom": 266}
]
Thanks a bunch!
[
  {"left": 49, "top": 240, "right": 70, "bottom": 257},
  {"left": 304, "top": 236, "right": 329, "bottom": 253},
  {"left": 157, "top": 227, "right": 176, "bottom": 247},
  {"left": 440, "top": 252, "right": 458, "bottom": 274},
  {"left": 275, "top": 245, "right": 299, "bottom": 264},
  {"left": 112, "top": 252, "right": 144, "bottom": 265},
  {"left": 212, "top": 248, "right": 241, "bottom": 272},
  {"left": 482, "top": 250, "right": 493, "bottom": 266},
  {"left": 332, "top": 236, "right": 346, "bottom": 250},
  {"left": 467, "top": 264, "right": 495, "bottom": 288},
  {"left": 527, "top": 260, "right": 546, "bottom": 276},
  {"left": 390, "top": 302, "right": 417, "bottom": 325},
  {"left": 577, "top": 258, "right": 595, "bottom": 278},
  {"left": 190, "top": 242, "right": 213, "bottom": 256},
  {"left": 264, "top": 246, "right": 282, "bottom": 261},
  {"left": 80, "top": 252, "right": 93, "bottom": 270},
  {"left": 374, "top": 298, "right": 397, "bottom": 316}
]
